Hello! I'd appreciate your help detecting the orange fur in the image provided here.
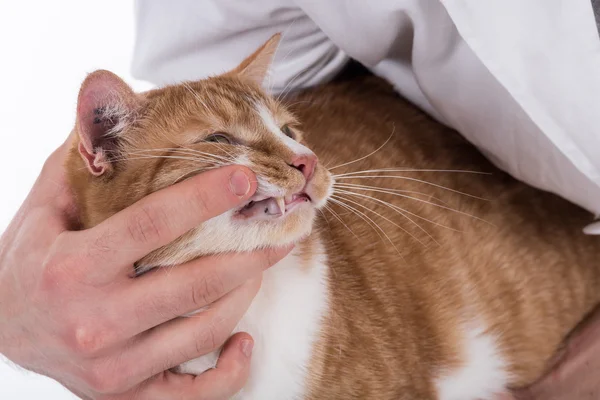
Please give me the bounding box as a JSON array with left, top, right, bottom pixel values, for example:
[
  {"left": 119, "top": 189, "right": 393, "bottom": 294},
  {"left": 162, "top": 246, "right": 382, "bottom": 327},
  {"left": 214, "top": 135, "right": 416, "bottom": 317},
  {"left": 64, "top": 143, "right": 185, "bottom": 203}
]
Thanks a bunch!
[{"left": 66, "top": 39, "right": 600, "bottom": 399}]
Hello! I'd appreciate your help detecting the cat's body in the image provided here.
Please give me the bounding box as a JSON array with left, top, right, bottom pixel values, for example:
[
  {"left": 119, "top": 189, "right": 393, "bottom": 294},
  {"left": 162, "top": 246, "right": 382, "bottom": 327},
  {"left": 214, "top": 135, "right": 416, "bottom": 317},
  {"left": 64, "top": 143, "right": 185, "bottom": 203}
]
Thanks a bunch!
[
  {"left": 67, "top": 37, "right": 600, "bottom": 399},
  {"left": 289, "top": 77, "right": 600, "bottom": 399}
]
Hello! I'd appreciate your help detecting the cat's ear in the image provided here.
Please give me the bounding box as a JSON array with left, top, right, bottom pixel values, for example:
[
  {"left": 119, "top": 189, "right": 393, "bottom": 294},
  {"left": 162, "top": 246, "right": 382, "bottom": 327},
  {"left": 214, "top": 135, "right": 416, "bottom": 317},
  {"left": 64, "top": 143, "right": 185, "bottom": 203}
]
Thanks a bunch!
[
  {"left": 75, "top": 70, "right": 141, "bottom": 176},
  {"left": 233, "top": 33, "right": 281, "bottom": 86}
]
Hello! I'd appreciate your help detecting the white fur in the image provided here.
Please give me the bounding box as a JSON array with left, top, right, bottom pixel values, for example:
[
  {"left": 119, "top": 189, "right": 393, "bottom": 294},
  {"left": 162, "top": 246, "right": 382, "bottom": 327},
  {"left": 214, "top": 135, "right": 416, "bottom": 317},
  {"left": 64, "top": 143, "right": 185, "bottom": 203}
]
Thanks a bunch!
[
  {"left": 235, "top": 153, "right": 286, "bottom": 197},
  {"left": 435, "top": 323, "right": 509, "bottom": 400},
  {"left": 102, "top": 101, "right": 134, "bottom": 137},
  {"left": 255, "top": 103, "right": 314, "bottom": 156},
  {"left": 179, "top": 242, "right": 330, "bottom": 400}
]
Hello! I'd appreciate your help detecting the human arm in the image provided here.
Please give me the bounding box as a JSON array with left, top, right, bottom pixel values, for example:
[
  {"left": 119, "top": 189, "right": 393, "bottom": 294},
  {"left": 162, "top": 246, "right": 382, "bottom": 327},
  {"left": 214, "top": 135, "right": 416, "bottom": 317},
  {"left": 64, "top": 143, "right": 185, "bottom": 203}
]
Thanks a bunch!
[{"left": 0, "top": 136, "right": 290, "bottom": 399}]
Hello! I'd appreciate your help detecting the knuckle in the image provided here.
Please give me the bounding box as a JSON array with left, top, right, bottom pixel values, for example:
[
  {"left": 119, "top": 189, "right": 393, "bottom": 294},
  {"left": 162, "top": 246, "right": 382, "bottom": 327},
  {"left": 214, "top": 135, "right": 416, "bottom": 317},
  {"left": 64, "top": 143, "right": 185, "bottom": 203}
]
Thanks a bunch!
[
  {"left": 127, "top": 205, "right": 169, "bottom": 245},
  {"left": 84, "top": 361, "right": 127, "bottom": 395},
  {"left": 66, "top": 322, "right": 109, "bottom": 357},
  {"left": 194, "top": 321, "right": 226, "bottom": 355},
  {"left": 86, "top": 228, "right": 116, "bottom": 264},
  {"left": 40, "top": 251, "right": 74, "bottom": 292},
  {"left": 194, "top": 272, "right": 225, "bottom": 307}
]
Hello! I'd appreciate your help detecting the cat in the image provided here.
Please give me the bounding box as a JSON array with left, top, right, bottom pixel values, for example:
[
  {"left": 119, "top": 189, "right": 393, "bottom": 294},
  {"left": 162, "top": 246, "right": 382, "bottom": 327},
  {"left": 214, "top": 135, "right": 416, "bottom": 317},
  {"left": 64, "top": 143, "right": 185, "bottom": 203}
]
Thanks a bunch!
[{"left": 66, "top": 34, "right": 600, "bottom": 399}]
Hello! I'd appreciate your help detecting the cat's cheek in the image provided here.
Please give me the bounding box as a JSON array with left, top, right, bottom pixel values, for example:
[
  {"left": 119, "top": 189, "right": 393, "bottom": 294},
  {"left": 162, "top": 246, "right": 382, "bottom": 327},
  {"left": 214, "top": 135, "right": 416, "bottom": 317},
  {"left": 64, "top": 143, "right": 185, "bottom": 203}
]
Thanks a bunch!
[{"left": 306, "top": 167, "right": 334, "bottom": 209}]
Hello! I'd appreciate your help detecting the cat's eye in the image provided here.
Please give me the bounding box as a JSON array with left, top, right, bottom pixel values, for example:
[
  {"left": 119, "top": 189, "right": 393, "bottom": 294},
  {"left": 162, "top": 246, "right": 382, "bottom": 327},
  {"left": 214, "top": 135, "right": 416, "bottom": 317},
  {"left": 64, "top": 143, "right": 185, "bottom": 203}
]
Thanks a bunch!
[
  {"left": 281, "top": 125, "right": 295, "bottom": 139},
  {"left": 204, "top": 133, "right": 231, "bottom": 144}
]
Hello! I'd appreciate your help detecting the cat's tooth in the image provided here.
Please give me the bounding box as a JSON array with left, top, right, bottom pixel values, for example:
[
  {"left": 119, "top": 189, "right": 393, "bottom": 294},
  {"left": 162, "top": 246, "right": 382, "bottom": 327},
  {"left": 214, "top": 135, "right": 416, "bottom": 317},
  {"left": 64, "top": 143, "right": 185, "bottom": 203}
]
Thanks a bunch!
[
  {"left": 285, "top": 194, "right": 293, "bottom": 204},
  {"left": 276, "top": 197, "right": 286, "bottom": 216}
]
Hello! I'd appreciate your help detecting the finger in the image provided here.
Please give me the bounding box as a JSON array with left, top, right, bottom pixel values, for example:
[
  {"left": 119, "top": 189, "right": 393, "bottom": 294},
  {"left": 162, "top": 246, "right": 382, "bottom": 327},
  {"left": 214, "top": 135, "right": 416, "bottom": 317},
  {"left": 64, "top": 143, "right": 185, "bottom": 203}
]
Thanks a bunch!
[
  {"left": 30, "top": 138, "right": 78, "bottom": 214},
  {"left": 113, "top": 246, "right": 291, "bottom": 339},
  {"left": 125, "top": 333, "right": 254, "bottom": 400},
  {"left": 112, "top": 278, "right": 261, "bottom": 392},
  {"left": 188, "top": 332, "right": 254, "bottom": 399},
  {"left": 61, "top": 166, "right": 256, "bottom": 278}
]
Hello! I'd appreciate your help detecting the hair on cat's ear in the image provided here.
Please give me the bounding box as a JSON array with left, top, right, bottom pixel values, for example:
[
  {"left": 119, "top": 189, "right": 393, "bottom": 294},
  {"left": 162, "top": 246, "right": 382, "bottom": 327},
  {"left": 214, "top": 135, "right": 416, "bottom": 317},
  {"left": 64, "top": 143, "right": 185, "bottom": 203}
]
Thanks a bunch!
[
  {"left": 233, "top": 33, "right": 281, "bottom": 87},
  {"left": 75, "top": 70, "right": 141, "bottom": 176}
]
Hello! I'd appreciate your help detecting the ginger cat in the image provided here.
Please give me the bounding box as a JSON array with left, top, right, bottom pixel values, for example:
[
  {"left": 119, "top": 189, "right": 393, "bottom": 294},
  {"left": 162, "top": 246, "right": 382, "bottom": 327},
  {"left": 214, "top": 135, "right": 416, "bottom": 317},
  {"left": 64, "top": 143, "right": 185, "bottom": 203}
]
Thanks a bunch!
[{"left": 66, "top": 35, "right": 600, "bottom": 399}]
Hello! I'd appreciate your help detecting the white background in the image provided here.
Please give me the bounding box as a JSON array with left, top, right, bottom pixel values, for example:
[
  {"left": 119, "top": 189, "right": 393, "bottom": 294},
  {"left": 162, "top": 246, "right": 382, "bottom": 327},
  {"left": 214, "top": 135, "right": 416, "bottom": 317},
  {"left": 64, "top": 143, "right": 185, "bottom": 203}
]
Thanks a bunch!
[{"left": 0, "top": 1, "right": 151, "bottom": 398}]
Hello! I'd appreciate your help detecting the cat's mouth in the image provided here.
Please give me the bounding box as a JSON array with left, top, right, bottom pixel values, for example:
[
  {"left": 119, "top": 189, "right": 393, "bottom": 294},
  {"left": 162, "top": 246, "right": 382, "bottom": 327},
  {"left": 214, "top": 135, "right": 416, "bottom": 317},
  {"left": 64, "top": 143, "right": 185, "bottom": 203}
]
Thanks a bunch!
[{"left": 237, "top": 192, "right": 311, "bottom": 219}]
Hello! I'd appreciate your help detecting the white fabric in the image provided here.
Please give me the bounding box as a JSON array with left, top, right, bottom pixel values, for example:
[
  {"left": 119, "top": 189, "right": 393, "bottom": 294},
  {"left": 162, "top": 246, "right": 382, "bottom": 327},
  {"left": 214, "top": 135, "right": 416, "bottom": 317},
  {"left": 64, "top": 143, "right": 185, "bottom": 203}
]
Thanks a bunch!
[{"left": 132, "top": 0, "right": 600, "bottom": 230}]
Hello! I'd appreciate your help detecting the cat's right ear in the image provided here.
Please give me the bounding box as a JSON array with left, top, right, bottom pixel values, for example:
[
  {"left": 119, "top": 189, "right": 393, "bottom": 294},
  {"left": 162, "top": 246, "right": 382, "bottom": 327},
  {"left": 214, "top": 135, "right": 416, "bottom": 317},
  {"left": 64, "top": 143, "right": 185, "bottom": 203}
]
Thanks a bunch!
[
  {"left": 75, "top": 70, "right": 140, "bottom": 176},
  {"left": 232, "top": 33, "right": 281, "bottom": 87}
]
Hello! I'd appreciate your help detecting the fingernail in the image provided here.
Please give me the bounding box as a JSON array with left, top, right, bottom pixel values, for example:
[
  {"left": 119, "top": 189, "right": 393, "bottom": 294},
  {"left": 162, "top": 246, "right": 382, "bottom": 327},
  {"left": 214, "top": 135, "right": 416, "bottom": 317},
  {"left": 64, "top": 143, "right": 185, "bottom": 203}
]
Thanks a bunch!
[
  {"left": 240, "top": 339, "right": 253, "bottom": 358},
  {"left": 229, "top": 169, "right": 251, "bottom": 198}
]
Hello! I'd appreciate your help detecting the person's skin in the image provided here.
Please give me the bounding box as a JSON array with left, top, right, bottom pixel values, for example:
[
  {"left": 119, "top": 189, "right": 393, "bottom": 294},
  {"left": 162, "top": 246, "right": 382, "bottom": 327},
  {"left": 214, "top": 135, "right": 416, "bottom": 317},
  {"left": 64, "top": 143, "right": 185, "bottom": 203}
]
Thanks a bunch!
[
  {"left": 0, "top": 134, "right": 291, "bottom": 400},
  {"left": 494, "top": 305, "right": 600, "bottom": 400}
]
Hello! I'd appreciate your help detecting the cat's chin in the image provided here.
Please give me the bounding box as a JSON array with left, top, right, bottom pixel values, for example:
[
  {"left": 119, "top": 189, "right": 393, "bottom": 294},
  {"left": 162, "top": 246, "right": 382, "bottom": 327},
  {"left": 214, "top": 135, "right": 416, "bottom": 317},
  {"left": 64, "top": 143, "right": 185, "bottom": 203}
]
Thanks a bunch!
[{"left": 134, "top": 200, "right": 321, "bottom": 273}]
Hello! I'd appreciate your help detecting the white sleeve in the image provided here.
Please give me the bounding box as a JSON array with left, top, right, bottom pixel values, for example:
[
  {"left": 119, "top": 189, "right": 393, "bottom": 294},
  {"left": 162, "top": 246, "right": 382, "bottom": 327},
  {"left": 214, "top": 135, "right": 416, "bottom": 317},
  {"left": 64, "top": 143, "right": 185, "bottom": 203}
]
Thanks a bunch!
[
  {"left": 132, "top": 0, "right": 600, "bottom": 226},
  {"left": 131, "top": 0, "right": 348, "bottom": 93}
]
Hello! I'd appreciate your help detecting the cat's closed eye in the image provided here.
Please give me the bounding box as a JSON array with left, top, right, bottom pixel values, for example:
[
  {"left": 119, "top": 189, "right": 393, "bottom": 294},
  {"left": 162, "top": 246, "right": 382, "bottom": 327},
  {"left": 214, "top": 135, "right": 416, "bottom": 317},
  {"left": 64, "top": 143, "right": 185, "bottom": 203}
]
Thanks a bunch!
[
  {"left": 281, "top": 124, "right": 296, "bottom": 140},
  {"left": 204, "top": 133, "right": 232, "bottom": 144}
]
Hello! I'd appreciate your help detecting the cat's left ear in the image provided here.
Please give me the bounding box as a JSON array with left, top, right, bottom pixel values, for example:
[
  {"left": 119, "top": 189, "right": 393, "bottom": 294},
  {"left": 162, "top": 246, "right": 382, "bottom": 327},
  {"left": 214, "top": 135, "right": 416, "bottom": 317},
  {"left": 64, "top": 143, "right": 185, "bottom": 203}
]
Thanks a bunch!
[
  {"left": 75, "top": 70, "right": 141, "bottom": 176},
  {"left": 233, "top": 33, "right": 281, "bottom": 86}
]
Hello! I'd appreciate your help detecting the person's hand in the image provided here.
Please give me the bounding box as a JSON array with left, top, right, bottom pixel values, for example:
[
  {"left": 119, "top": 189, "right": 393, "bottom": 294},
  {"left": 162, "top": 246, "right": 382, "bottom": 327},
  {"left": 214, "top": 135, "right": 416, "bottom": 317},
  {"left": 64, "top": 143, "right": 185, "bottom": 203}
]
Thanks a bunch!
[
  {"left": 508, "top": 307, "right": 600, "bottom": 400},
  {"left": 491, "top": 307, "right": 600, "bottom": 400},
  {"left": 0, "top": 137, "right": 291, "bottom": 400}
]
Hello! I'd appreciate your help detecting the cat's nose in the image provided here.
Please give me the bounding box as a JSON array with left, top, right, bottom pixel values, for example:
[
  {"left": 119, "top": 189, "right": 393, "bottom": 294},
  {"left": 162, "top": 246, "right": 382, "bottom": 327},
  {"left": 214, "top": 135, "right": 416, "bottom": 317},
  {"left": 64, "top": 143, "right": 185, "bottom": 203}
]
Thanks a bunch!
[{"left": 290, "top": 154, "right": 317, "bottom": 182}]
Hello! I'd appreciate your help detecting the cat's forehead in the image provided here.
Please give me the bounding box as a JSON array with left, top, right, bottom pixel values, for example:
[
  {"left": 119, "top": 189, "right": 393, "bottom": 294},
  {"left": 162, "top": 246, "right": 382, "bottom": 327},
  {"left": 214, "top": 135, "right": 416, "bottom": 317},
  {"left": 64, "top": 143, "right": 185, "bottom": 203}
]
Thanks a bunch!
[{"left": 146, "top": 77, "right": 295, "bottom": 142}]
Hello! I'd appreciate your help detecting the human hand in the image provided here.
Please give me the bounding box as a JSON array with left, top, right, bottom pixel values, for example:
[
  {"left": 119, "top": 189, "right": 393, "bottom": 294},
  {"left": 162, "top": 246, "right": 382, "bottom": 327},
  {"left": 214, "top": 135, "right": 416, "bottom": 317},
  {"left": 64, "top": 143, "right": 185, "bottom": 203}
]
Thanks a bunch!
[
  {"left": 509, "top": 306, "right": 600, "bottom": 400},
  {"left": 0, "top": 137, "right": 291, "bottom": 399},
  {"left": 491, "top": 306, "right": 600, "bottom": 400}
]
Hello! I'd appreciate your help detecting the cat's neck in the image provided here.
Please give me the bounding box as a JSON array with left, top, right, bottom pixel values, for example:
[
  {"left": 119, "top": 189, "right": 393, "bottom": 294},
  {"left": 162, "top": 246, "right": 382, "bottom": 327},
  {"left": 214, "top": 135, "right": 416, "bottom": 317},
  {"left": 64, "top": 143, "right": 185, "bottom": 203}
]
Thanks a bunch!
[
  {"left": 240, "top": 230, "right": 329, "bottom": 399},
  {"left": 275, "top": 227, "right": 326, "bottom": 274}
]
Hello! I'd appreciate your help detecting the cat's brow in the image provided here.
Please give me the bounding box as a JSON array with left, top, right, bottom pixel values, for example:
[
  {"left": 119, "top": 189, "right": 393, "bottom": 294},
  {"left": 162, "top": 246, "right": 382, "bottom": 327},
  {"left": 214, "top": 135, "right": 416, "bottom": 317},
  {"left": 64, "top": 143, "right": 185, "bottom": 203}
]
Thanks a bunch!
[{"left": 254, "top": 102, "right": 311, "bottom": 156}]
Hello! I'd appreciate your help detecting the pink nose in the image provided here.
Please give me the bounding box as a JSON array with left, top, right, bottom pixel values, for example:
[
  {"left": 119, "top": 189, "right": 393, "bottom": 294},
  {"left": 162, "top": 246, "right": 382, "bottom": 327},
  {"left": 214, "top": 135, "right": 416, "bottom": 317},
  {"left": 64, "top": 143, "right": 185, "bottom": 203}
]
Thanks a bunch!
[{"left": 290, "top": 153, "right": 317, "bottom": 181}]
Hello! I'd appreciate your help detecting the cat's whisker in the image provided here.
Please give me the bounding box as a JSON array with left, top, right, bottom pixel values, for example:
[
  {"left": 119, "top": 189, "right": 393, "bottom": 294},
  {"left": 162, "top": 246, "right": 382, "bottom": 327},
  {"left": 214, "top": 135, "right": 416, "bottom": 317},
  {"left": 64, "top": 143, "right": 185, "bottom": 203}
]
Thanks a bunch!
[
  {"left": 333, "top": 175, "right": 488, "bottom": 201},
  {"left": 334, "top": 184, "right": 459, "bottom": 232},
  {"left": 128, "top": 148, "right": 234, "bottom": 163},
  {"left": 330, "top": 196, "right": 405, "bottom": 257},
  {"left": 323, "top": 204, "right": 359, "bottom": 240},
  {"left": 124, "top": 152, "right": 231, "bottom": 165},
  {"left": 317, "top": 208, "right": 331, "bottom": 228},
  {"left": 135, "top": 115, "right": 237, "bottom": 165},
  {"left": 276, "top": 64, "right": 313, "bottom": 102},
  {"left": 332, "top": 193, "right": 428, "bottom": 246},
  {"left": 264, "top": 23, "right": 294, "bottom": 94},
  {"left": 169, "top": 165, "right": 223, "bottom": 186},
  {"left": 267, "top": 21, "right": 297, "bottom": 94},
  {"left": 72, "top": 156, "right": 225, "bottom": 173},
  {"left": 125, "top": 149, "right": 225, "bottom": 161},
  {"left": 115, "top": 153, "right": 224, "bottom": 167},
  {"left": 283, "top": 99, "right": 316, "bottom": 109},
  {"left": 333, "top": 183, "right": 491, "bottom": 226},
  {"left": 109, "top": 154, "right": 225, "bottom": 165},
  {"left": 276, "top": 71, "right": 303, "bottom": 102},
  {"left": 183, "top": 82, "right": 210, "bottom": 112},
  {"left": 332, "top": 168, "right": 491, "bottom": 177},
  {"left": 333, "top": 182, "right": 451, "bottom": 206},
  {"left": 144, "top": 117, "right": 240, "bottom": 166},
  {"left": 328, "top": 197, "right": 387, "bottom": 244},
  {"left": 333, "top": 188, "right": 445, "bottom": 245},
  {"left": 161, "top": 83, "right": 242, "bottom": 168},
  {"left": 207, "top": 142, "right": 237, "bottom": 160},
  {"left": 327, "top": 126, "right": 395, "bottom": 171}
]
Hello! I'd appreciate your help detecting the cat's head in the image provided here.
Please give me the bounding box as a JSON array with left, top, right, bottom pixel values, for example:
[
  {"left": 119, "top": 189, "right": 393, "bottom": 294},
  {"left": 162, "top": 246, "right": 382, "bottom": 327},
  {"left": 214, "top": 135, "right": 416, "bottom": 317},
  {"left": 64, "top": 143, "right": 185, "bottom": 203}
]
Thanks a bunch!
[{"left": 67, "top": 34, "right": 333, "bottom": 270}]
